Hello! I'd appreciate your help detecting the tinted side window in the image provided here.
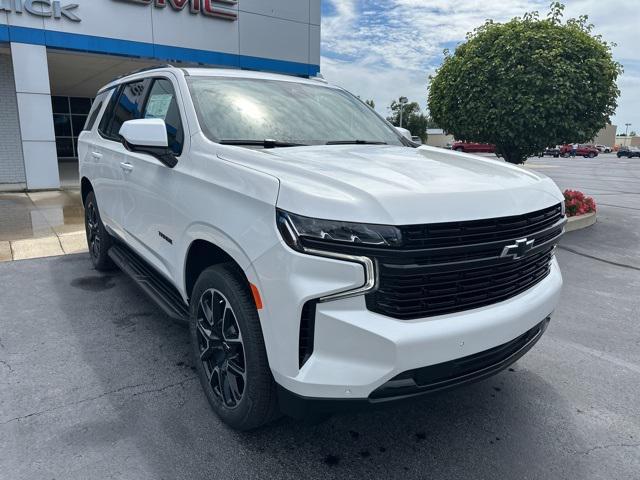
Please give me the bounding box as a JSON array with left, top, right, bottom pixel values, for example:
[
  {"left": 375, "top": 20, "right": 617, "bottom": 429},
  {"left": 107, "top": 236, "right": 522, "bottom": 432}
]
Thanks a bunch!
[
  {"left": 84, "top": 91, "right": 109, "bottom": 132},
  {"left": 107, "top": 80, "right": 148, "bottom": 139},
  {"left": 143, "top": 79, "right": 184, "bottom": 155},
  {"left": 98, "top": 81, "right": 148, "bottom": 141},
  {"left": 98, "top": 87, "right": 120, "bottom": 138}
]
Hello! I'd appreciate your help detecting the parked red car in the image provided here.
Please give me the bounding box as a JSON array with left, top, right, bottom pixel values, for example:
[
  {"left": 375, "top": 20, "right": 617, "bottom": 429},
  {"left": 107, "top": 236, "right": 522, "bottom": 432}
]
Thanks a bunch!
[
  {"left": 451, "top": 141, "right": 496, "bottom": 153},
  {"left": 559, "top": 144, "right": 599, "bottom": 158}
]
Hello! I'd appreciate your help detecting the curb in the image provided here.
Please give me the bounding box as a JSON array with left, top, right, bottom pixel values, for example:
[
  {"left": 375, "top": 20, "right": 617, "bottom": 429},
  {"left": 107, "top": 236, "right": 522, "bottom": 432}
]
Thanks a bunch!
[{"left": 565, "top": 212, "right": 597, "bottom": 232}]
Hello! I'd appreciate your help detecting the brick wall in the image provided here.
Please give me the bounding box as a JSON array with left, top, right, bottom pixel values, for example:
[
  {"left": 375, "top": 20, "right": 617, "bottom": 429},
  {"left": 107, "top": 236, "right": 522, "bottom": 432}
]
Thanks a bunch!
[{"left": 0, "top": 53, "right": 26, "bottom": 186}]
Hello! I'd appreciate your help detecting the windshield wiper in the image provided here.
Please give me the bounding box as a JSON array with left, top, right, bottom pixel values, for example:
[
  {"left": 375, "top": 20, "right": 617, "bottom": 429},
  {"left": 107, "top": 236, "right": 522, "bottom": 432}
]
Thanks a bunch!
[
  {"left": 326, "top": 140, "right": 387, "bottom": 145},
  {"left": 219, "top": 139, "right": 308, "bottom": 148}
]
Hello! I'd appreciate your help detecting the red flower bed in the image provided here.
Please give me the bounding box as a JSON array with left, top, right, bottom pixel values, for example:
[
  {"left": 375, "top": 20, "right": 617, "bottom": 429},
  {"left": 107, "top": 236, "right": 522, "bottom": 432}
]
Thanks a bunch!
[{"left": 564, "top": 189, "right": 596, "bottom": 217}]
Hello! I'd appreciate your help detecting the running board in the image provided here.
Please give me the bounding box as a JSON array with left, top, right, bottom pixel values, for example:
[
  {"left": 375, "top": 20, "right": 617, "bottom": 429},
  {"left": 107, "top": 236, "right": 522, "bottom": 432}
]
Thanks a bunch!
[{"left": 108, "top": 244, "right": 189, "bottom": 323}]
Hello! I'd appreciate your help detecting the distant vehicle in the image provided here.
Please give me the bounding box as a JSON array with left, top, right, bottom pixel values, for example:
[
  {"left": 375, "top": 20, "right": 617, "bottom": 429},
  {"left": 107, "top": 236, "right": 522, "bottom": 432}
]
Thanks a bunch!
[
  {"left": 539, "top": 146, "right": 560, "bottom": 158},
  {"left": 452, "top": 141, "right": 496, "bottom": 153},
  {"left": 595, "top": 145, "right": 612, "bottom": 154},
  {"left": 559, "top": 144, "right": 599, "bottom": 158},
  {"left": 411, "top": 136, "right": 423, "bottom": 145},
  {"left": 617, "top": 146, "right": 640, "bottom": 158}
]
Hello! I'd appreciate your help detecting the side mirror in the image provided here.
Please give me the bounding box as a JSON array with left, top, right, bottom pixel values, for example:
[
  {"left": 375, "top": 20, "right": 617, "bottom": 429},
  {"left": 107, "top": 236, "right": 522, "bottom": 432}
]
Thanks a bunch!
[
  {"left": 119, "top": 119, "right": 177, "bottom": 168},
  {"left": 395, "top": 126, "right": 413, "bottom": 140}
]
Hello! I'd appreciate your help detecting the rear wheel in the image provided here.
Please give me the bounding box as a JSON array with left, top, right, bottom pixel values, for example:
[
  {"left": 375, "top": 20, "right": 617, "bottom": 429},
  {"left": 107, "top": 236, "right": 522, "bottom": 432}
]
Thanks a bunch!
[
  {"left": 84, "top": 191, "right": 115, "bottom": 271},
  {"left": 190, "top": 265, "right": 279, "bottom": 430},
  {"left": 588, "top": 152, "right": 595, "bottom": 158}
]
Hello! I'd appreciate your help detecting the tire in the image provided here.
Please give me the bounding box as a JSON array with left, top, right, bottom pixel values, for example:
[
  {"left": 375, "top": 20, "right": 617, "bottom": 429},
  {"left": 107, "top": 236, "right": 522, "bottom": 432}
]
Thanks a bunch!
[
  {"left": 562, "top": 153, "right": 570, "bottom": 158},
  {"left": 190, "top": 264, "right": 279, "bottom": 431},
  {"left": 84, "top": 191, "right": 115, "bottom": 271},
  {"left": 587, "top": 153, "right": 595, "bottom": 158},
  {"left": 454, "top": 147, "right": 464, "bottom": 152}
]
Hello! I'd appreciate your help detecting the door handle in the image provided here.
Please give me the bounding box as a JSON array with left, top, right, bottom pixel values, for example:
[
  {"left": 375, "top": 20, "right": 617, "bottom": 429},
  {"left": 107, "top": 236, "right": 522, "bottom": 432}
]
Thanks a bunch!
[
  {"left": 120, "top": 162, "right": 134, "bottom": 172},
  {"left": 91, "top": 151, "right": 103, "bottom": 160}
]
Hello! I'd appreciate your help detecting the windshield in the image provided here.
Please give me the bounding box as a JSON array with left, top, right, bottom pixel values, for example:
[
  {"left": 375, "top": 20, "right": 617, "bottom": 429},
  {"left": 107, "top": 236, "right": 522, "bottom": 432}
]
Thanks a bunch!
[{"left": 187, "top": 77, "right": 405, "bottom": 146}]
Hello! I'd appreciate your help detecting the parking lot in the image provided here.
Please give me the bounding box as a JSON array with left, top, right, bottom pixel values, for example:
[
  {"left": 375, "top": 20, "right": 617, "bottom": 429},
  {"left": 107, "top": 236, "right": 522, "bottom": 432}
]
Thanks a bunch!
[{"left": 1, "top": 154, "right": 639, "bottom": 480}]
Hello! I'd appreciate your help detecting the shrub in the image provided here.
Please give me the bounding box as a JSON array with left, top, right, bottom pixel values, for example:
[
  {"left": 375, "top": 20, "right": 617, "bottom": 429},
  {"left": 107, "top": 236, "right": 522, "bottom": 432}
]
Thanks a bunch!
[
  {"left": 427, "top": 3, "right": 622, "bottom": 165},
  {"left": 564, "top": 189, "right": 596, "bottom": 217}
]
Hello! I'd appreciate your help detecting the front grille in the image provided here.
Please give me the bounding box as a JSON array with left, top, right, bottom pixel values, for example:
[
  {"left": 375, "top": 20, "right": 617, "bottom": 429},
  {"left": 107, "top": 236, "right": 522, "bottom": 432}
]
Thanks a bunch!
[
  {"left": 401, "top": 203, "right": 563, "bottom": 249},
  {"left": 302, "top": 203, "right": 565, "bottom": 320},
  {"left": 367, "top": 245, "right": 556, "bottom": 319}
]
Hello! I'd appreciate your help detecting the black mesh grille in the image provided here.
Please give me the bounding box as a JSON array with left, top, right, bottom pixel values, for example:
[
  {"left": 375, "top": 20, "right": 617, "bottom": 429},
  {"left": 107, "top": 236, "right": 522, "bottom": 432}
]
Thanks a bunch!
[
  {"left": 367, "top": 246, "right": 555, "bottom": 319},
  {"left": 401, "top": 203, "right": 563, "bottom": 249}
]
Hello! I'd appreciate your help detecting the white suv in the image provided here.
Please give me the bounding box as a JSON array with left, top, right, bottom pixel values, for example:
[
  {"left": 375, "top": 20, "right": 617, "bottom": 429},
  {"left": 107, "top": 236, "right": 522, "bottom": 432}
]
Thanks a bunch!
[{"left": 79, "top": 66, "right": 565, "bottom": 430}]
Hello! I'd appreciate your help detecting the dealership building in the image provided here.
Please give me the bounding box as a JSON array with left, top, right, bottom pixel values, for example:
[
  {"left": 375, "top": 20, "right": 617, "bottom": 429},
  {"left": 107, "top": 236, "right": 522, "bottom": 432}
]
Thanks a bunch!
[{"left": 0, "top": 0, "right": 320, "bottom": 191}]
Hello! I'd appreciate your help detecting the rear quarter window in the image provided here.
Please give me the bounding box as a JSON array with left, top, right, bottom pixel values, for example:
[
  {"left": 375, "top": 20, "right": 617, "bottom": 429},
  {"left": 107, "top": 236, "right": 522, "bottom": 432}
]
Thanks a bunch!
[{"left": 83, "top": 90, "right": 110, "bottom": 132}]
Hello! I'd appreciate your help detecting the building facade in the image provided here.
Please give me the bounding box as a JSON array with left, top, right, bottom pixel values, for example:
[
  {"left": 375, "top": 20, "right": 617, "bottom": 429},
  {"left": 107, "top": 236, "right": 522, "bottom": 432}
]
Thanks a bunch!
[
  {"left": 591, "top": 124, "right": 617, "bottom": 148},
  {"left": 425, "top": 129, "right": 454, "bottom": 148},
  {"left": 0, "top": 0, "right": 321, "bottom": 191}
]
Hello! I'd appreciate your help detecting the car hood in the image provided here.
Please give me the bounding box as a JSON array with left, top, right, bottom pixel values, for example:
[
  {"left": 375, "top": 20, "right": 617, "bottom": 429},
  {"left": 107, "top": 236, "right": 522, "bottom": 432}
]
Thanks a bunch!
[{"left": 218, "top": 144, "right": 564, "bottom": 225}]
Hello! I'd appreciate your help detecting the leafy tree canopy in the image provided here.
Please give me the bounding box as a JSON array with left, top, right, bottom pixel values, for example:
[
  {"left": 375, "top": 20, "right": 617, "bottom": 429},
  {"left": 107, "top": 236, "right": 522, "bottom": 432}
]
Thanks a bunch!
[
  {"left": 387, "top": 99, "right": 429, "bottom": 141},
  {"left": 427, "top": 2, "right": 622, "bottom": 164}
]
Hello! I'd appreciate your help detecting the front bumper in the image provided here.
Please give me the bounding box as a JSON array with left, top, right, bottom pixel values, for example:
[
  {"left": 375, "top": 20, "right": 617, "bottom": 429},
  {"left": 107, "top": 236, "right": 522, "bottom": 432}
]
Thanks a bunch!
[
  {"left": 278, "top": 317, "right": 549, "bottom": 418},
  {"left": 250, "top": 240, "right": 562, "bottom": 401}
]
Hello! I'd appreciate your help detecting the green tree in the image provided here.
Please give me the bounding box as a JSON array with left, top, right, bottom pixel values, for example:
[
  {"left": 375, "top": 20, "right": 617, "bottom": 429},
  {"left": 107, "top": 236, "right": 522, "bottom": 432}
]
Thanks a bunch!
[
  {"left": 365, "top": 99, "right": 376, "bottom": 109},
  {"left": 427, "top": 2, "right": 622, "bottom": 164},
  {"left": 386, "top": 99, "right": 429, "bottom": 141},
  {"left": 630, "top": 131, "right": 637, "bottom": 137}
]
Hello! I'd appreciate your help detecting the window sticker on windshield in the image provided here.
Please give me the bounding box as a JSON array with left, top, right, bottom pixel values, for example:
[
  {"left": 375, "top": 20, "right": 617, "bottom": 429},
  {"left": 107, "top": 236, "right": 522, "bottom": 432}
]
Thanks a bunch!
[{"left": 145, "top": 94, "right": 172, "bottom": 119}]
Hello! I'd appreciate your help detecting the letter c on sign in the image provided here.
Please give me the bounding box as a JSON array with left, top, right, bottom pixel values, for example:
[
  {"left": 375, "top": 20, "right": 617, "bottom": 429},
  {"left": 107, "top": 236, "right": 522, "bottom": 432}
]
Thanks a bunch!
[{"left": 24, "top": 0, "right": 53, "bottom": 16}]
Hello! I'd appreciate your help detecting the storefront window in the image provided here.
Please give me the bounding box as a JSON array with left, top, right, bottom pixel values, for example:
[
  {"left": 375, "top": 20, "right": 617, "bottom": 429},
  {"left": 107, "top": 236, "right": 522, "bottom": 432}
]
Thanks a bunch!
[{"left": 51, "top": 96, "right": 93, "bottom": 160}]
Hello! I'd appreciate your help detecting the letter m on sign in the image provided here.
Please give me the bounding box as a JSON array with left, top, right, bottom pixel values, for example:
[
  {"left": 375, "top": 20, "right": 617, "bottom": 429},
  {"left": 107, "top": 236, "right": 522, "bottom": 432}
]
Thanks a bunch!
[{"left": 155, "top": 0, "right": 202, "bottom": 12}]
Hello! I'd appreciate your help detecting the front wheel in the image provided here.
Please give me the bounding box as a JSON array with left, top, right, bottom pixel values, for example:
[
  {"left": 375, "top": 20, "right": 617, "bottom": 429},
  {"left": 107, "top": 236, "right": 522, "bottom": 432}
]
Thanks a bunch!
[
  {"left": 84, "top": 191, "right": 115, "bottom": 271},
  {"left": 190, "top": 265, "right": 279, "bottom": 430}
]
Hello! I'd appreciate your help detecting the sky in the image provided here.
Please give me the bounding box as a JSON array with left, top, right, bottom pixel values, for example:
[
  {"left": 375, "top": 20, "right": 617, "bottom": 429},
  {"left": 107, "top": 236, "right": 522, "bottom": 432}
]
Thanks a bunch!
[{"left": 320, "top": 0, "right": 640, "bottom": 133}]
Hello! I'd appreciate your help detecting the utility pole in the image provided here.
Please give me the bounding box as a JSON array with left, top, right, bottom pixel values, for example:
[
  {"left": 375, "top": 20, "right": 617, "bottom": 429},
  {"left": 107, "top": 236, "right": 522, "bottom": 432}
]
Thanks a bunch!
[{"left": 398, "top": 97, "right": 408, "bottom": 129}]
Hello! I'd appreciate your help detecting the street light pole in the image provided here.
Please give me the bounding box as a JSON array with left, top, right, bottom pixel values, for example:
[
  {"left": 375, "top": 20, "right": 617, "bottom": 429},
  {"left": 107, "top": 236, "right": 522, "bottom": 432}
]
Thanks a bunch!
[
  {"left": 398, "top": 96, "right": 408, "bottom": 129},
  {"left": 625, "top": 123, "right": 632, "bottom": 136}
]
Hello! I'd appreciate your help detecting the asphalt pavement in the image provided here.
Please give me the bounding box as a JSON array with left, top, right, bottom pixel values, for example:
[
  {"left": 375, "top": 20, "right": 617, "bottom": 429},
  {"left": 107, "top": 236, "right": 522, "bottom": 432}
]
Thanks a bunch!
[{"left": 1, "top": 154, "right": 639, "bottom": 480}]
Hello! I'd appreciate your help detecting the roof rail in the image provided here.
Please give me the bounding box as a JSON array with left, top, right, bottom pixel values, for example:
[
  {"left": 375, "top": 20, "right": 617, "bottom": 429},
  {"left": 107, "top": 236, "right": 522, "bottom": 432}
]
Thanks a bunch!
[
  {"left": 114, "top": 64, "right": 176, "bottom": 80},
  {"left": 98, "top": 64, "right": 177, "bottom": 92}
]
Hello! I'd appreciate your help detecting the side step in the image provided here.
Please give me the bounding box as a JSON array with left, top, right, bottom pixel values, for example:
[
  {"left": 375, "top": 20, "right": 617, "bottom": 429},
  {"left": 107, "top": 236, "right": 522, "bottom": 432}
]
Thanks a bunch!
[{"left": 108, "top": 244, "right": 189, "bottom": 323}]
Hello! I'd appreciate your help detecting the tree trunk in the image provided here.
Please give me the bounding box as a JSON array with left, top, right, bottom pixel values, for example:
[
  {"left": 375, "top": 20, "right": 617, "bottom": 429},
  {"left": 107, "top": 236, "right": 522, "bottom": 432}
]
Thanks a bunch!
[{"left": 498, "top": 146, "right": 527, "bottom": 164}]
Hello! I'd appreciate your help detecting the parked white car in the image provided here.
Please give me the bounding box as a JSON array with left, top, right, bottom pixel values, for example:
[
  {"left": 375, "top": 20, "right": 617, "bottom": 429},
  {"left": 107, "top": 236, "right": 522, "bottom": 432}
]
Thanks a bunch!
[{"left": 79, "top": 66, "right": 566, "bottom": 430}]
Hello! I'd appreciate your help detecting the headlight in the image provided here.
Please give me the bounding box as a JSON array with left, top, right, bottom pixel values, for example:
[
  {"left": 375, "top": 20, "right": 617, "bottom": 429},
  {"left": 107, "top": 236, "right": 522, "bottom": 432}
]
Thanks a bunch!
[{"left": 277, "top": 209, "right": 403, "bottom": 252}]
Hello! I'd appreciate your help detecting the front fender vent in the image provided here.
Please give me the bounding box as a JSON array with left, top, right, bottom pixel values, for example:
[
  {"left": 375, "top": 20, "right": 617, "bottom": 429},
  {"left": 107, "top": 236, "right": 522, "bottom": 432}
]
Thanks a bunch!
[{"left": 299, "top": 300, "right": 317, "bottom": 369}]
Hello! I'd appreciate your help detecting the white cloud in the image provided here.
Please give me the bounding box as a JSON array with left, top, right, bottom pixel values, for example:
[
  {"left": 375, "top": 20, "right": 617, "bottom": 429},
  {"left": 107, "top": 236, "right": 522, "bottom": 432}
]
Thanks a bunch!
[{"left": 321, "top": 0, "right": 640, "bottom": 130}]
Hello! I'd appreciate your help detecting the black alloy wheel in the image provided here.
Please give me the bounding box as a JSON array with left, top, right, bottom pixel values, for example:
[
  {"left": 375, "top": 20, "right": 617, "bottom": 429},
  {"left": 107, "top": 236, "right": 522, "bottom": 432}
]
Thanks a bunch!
[
  {"left": 196, "top": 288, "right": 247, "bottom": 409},
  {"left": 190, "top": 265, "right": 279, "bottom": 430},
  {"left": 84, "top": 191, "right": 115, "bottom": 271}
]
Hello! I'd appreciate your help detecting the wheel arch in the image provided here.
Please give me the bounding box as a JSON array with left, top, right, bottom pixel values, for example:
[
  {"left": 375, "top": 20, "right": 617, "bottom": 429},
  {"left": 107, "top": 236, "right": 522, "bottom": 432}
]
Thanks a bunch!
[{"left": 183, "top": 237, "right": 255, "bottom": 304}]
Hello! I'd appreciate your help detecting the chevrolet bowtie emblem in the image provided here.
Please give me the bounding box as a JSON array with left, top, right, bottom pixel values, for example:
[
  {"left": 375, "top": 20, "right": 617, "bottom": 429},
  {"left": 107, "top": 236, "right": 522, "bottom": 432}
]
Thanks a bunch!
[{"left": 501, "top": 238, "right": 535, "bottom": 260}]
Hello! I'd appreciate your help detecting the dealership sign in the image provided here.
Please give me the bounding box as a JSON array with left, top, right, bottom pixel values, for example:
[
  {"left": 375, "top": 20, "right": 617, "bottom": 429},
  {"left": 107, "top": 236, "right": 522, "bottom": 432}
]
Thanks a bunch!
[
  {"left": 116, "top": 0, "right": 238, "bottom": 21},
  {"left": 0, "top": 0, "right": 80, "bottom": 21}
]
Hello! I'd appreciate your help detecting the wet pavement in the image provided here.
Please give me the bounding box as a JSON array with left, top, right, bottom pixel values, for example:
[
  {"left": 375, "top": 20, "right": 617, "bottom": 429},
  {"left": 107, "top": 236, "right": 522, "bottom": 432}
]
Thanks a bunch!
[{"left": 0, "top": 189, "right": 86, "bottom": 261}]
